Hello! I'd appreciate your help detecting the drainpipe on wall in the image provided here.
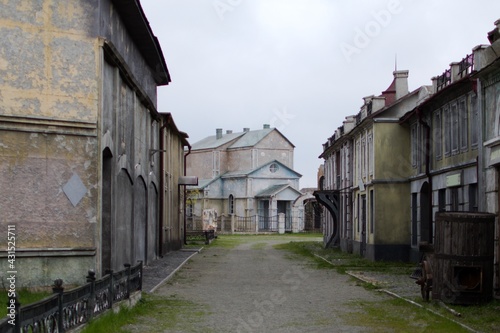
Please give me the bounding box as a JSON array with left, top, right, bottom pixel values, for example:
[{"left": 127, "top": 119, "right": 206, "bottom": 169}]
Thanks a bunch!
[
  {"left": 158, "top": 120, "right": 168, "bottom": 257},
  {"left": 183, "top": 145, "right": 192, "bottom": 245},
  {"left": 417, "top": 108, "right": 433, "bottom": 243}
]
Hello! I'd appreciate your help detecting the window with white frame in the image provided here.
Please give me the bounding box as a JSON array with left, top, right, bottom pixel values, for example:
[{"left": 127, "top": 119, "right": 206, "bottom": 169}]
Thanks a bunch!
[
  {"left": 434, "top": 110, "right": 442, "bottom": 160},
  {"left": 212, "top": 151, "right": 220, "bottom": 178},
  {"left": 451, "top": 102, "right": 459, "bottom": 154},
  {"left": 361, "top": 137, "right": 366, "bottom": 178},
  {"left": 368, "top": 133, "right": 373, "bottom": 176},
  {"left": 459, "top": 97, "right": 468, "bottom": 152},
  {"left": 411, "top": 123, "right": 418, "bottom": 168},
  {"left": 444, "top": 105, "right": 451, "bottom": 156},
  {"left": 471, "top": 94, "right": 479, "bottom": 149},
  {"left": 228, "top": 194, "right": 234, "bottom": 214},
  {"left": 356, "top": 140, "right": 361, "bottom": 183}
]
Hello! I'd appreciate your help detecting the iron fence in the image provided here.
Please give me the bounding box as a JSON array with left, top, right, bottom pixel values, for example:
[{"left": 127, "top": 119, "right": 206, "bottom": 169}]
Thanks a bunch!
[
  {"left": 258, "top": 215, "right": 278, "bottom": 232},
  {"left": 0, "top": 261, "right": 142, "bottom": 333},
  {"left": 234, "top": 215, "right": 257, "bottom": 232}
]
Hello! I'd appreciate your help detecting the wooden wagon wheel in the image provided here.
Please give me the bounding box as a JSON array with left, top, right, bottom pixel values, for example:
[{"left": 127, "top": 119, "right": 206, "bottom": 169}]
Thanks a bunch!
[{"left": 419, "top": 260, "right": 433, "bottom": 301}]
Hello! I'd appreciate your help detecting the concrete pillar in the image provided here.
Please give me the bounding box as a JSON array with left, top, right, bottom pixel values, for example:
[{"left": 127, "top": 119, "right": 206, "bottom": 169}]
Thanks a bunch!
[
  {"left": 231, "top": 214, "right": 235, "bottom": 235},
  {"left": 292, "top": 208, "right": 299, "bottom": 233},
  {"left": 255, "top": 215, "right": 259, "bottom": 233},
  {"left": 278, "top": 213, "right": 285, "bottom": 234}
]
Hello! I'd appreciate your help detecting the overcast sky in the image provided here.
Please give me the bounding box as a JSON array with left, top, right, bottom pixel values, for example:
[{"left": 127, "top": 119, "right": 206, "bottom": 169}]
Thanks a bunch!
[{"left": 140, "top": 0, "right": 500, "bottom": 188}]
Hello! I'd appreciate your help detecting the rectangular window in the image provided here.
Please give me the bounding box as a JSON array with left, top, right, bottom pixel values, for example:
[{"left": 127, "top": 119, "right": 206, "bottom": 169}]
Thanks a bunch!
[
  {"left": 434, "top": 110, "right": 442, "bottom": 160},
  {"left": 361, "top": 138, "right": 366, "bottom": 179},
  {"left": 356, "top": 141, "right": 361, "bottom": 184},
  {"left": 411, "top": 123, "right": 417, "bottom": 168},
  {"left": 459, "top": 97, "right": 468, "bottom": 152},
  {"left": 368, "top": 134, "right": 373, "bottom": 176},
  {"left": 438, "top": 189, "right": 446, "bottom": 212},
  {"left": 471, "top": 94, "right": 479, "bottom": 148},
  {"left": 444, "top": 106, "right": 451, "bottom": 156},
  {"left": 212, "top": 151, "right": 220, "bottom": 178},
  {"left": 451, "top": 102, "right": 459, "bottom": 154}
]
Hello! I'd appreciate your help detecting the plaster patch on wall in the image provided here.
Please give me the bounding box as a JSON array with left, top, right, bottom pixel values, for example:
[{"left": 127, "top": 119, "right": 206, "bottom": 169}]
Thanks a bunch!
[{"left": 63, "top": 173, "right": 87, "bottom": 207}]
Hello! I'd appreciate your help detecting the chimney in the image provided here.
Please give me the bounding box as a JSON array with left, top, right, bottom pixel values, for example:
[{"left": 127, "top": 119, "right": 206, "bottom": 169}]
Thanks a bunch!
[
  {"left": 450, "top": 61, "right": 461, "bottom": 83},
  {"left": 243, "top": 128, "right": 250, "bottom": 132},
  {"left": 226, "top": 130, "right": 232, "bottom": 134},
  {"left": 473, "top": 44, "right": 489, "bottom": 72},
  {"left": 263, "top": 124, "right": 270, "bottom": 129},
  {"left": 487, "top": 19, "right": 500, "bottom": 44},
  {"left": 431, "top": 76, "right": 438, "bottom": 94},
  {"left": 394, "top": 70, "right": 409, "bottom": 100},
  {"left": 216, "top": 128, "right": 223, "bottom": 139}
]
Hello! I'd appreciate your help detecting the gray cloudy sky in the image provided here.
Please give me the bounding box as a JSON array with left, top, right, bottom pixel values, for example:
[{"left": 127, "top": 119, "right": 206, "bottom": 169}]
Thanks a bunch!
[{"left": 140, "top": 0, "right": 500, "bottom": 188}]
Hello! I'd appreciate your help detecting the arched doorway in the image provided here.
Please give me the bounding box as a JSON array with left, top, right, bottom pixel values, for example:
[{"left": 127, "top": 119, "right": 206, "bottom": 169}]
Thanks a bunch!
[{"left": 134, "top": 176, "right": 147, "bottom": 264}]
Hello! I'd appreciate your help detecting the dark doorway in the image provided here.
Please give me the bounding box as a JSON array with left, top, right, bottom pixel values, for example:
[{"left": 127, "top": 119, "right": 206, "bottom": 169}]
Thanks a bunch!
[
  {"left": 101, "top": 148, "right": 112, "bottom": 273},
  {"left": 278, "top": 201, "right": 291, "bottom": 231},
  {"left": 360, "top": 194, "right": 367, "bottom": 256}
]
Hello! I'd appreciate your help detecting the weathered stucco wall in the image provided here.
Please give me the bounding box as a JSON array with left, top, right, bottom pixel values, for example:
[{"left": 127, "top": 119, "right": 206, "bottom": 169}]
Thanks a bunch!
[
  {"left": 0, "top": 0, "right": 99, "bottom": 122},
  {"left": 0, "top": 0, "right": 101, "bottom": 287}
]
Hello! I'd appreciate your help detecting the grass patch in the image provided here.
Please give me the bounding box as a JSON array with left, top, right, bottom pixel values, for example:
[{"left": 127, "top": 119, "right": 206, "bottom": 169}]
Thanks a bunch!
[
  {"left": 206, "top": 235, "right": 245, "bottom": 249},
  {"left": 441, "top": 299, "right": 500, "bottom": 333},
  {"left": 344, "top": 298, "right": 470, "bottom": 332},
  {"left": 81, "top": 293, "right": 210, "bottom": 333},
  {"left": 0, "top": 289, "right": 52, "bottom": 317},
  {"left": 274, "top": 240, "right": 414, "bottom": 274},
  {"left": 274, "top": 237, "right": 500, "bottom": 332}
]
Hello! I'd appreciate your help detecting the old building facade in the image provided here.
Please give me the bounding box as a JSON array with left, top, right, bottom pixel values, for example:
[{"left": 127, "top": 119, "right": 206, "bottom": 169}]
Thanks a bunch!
[
  {"left": 319, "top": 71, "right": 430, "bottom": 261},
  {"left": 0, "top": 0, "right": 186, "bottom": 287},
  {"left": 400, "top": 53, "right": 479, "bottom": 262},
  {"left": 474, "top": 19, "right": 500, "bottom": 294},
  {"left": 319, "top": 20, "right": 500, "bottom": 281}
]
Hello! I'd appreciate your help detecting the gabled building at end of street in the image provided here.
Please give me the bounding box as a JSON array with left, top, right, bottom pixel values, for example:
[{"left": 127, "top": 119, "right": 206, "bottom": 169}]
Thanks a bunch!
[{"left": 186, "top": 125, "right": 306, "bottom": 233}]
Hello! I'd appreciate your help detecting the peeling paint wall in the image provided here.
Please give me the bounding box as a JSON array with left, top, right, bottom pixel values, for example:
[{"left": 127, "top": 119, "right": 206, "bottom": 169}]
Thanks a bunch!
[{"left": 0, "top": 0, "right": 166, "bottom": 287}]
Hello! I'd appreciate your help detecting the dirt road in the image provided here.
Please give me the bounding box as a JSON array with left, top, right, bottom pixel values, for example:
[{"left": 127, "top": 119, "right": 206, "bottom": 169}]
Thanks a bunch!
[{"left": 142, "top": 236, "right": 391, "bottom": 332}]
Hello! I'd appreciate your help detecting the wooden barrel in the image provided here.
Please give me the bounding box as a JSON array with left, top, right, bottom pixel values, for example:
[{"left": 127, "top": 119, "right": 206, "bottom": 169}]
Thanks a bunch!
[{"left": 432, "top": 212, "right": 495, "bottom": 304}]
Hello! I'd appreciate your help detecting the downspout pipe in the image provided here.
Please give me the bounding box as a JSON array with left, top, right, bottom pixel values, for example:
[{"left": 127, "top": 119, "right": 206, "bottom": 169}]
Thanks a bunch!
[
  {"left": 416, "top": 108, "right": 433, "bottom": 243},
  {"left": 183, "top": 145, "right": 192, "bottom": 245},
  {"left": 158, "top": 120, "right": 168, "bottom": 257}
]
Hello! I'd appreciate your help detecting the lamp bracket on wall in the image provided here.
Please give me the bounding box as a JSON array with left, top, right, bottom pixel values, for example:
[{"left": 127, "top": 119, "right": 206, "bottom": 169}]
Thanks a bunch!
[{"left": 150, "top": 149, "right": 167, "bottom": 157}]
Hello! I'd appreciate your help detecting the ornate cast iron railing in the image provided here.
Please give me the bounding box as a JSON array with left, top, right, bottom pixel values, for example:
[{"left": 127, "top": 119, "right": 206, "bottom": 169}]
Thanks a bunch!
[
  {"left": 0, "top": 261, "right": 142, "bottom": 333},
  {"left": 436, "top": 69, "right": 451, "bottom": 91}
]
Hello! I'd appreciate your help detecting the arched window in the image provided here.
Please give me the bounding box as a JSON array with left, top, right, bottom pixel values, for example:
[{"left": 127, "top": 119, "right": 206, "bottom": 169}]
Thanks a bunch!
[
  {"left": 186, "top": 199, "right": 193, "bottom": 217},
  {"left": 229, "top": 194, "right": 234, "bottom": 214}
]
